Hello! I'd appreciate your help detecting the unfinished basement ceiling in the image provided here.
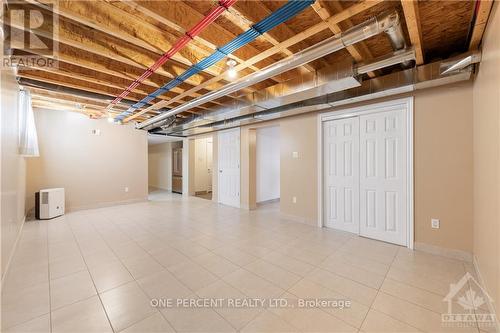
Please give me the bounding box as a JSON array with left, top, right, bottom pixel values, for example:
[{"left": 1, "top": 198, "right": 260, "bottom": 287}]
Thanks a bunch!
[{"left": 6, "top": 0, "right": 486, "bottom": 123}]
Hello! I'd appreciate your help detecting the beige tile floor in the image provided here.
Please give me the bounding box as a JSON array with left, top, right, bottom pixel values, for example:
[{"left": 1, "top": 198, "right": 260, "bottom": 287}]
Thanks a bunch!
[{"left": 1, "top": 191, "right": 491, "bottom": 333}]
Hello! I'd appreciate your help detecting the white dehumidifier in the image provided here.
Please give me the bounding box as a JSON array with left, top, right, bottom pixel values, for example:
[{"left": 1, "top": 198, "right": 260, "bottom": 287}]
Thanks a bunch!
[{"left": 35, "top": 188, "right": 65, "bottom": 220}]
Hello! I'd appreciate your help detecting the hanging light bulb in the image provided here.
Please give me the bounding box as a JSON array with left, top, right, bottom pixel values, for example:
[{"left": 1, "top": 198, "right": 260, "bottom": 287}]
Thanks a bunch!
[
  {"left": 107, "top": 112, "right": 114, "bottom": 123},
  {"left": 226, "top": 59, "right": 237, "bottom": 79}
]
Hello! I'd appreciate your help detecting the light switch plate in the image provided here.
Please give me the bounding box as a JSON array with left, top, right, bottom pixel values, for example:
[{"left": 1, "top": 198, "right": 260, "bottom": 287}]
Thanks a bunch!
[
  {"left": 431, "top": 218, "right": 440, "bottom": 229},
  {"left": 292, "top": 151, "right": 299, "bottom": 158},
  {"left": 292, "top": 196, "right": 297, "bottom": 203}
]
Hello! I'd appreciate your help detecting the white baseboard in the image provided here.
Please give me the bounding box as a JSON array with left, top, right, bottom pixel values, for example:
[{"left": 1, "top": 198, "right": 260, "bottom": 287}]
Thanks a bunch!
[
  {"left": 414, "top": 242, "right": 473, "bottom": 262},
  {"left": 473, "top": 255, "right": 500, "bottom": 333},
  {"left": 66, "top": 197, "right": 148, "bottom": 212},
  {"left": 279, "top": 212, "right": 317, "bottom": 226},
  {"left": 256, "top": 198, "right": 280, "bottom": 205},
  {"left": 1, "top": 215, "right": 26, "bottom": 286}
]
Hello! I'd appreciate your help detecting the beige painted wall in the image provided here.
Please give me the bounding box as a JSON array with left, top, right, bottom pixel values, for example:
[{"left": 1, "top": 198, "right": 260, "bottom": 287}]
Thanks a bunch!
[
  {"left": 472, "top": 2, "right": 500, "bottom": 316},
  {"left": 237, "top": 82, "right": 475, "bottom": 251},
  {"left": 279, "top": 115, "right": 319, "bottom": 223},
  {"left": 26, "top": 108, "right": 148, "bottom": 211},
  {"left": 1, "top": 68, "right": 26, "bottom": 279},
  {"left": 148, "top": 142, "right": 172, "bottom": 190},
  {"left": 413, "top": 83, "right": 474, "bottom": 253}
]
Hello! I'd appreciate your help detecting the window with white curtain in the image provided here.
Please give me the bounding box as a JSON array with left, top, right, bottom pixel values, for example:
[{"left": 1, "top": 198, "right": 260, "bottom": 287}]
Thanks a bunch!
[{"left": 18, "top": 89, "right": 39, "bottom": 157}]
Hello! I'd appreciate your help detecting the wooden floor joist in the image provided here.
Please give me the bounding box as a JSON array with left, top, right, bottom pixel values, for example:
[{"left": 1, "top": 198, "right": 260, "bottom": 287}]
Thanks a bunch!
[
  {"left": 401, "top": 0, "right": 425, "bottom": 65},
  {"left": 469, "top": 0, "right": 494, "bottom": 50},
  {"left": 224, "top": 3, "right": 317, "bottom": 73},
  {"left": 27, "top": 0, "right": 267, "bottom": 102},
  {"left": 125, "top": 0, "right": 385, "bottom": 122},
  {"left": 118, "top": 0, "right": 283, "bottom": 82},
  {"left": 311, "top": 1, "right": 377, "bottom": 77},
  {"left": 6, "top": 0, "right": 486, "bottom": 122}
]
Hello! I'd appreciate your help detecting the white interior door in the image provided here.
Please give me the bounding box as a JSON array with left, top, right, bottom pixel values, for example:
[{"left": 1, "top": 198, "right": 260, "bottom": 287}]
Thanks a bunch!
[
  {"left": 359, "top": 109, "right": 407, "bottom": 246},
  {"left": 218, "top": 128, "right": 240, "bottom": 208},
  {"left": 323, "top": 117, "right": 360, "bottom": 233}
]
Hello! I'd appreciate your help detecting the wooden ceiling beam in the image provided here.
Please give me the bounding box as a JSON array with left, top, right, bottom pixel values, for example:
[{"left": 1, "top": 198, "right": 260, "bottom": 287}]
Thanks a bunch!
[
  {"left": 401, "top": 0, "right": 424, "bottom": 65},
  {"left": 127, "top": 0, "right": 384, "bottom": 123},
  {"left": 469, "top": 0, "right": 494, "bottom": 50},
  {"left": 311, "top": 1, "right": 376, "bottom": 77},
  {"left": 27, "top": 0, "right": 260, "bottom": 104},
  {"left": 116, "top": 1, "right": 279, "bottom": 75},
  {"left": 19, "top": 70, "right": 205, "bottom": 115},
  {"left": 49, "top": 0, "right": 265, "bottom": 97},
  {"left": 23, "top": 1, "right": 234, "bottom": 90},
  {"left": 223, "top": 4, "right": 316, "bottom": 73},
  {"left": 30, "top": 89, "right": 126, "bottom": 111},
  {"left": 28, "top": 87, "right": 128, "bottom": 110},
  {"left": 32, "top": 95, "right": 110, "bottom": 113},
  {"left": 31, "top": 99, "right": 105, "bottom": 117},
  {"left": 20, "top": 60, "right": 219, "bottom": 110},
  {"left": 118, "top": 0, "right": 269, "bottom": 79},
  {"left": 19, "top": 71, "right": 145, "bottom": 101},
  {"left": 29, "top": 0, "right": 227, "bottom": 78},
  {"left": 25, "top": 65, "right": 160, "bottom": 98},
  {"left": 13, "top": 44, "right": 225, "bottom": 110},
  {"left": 28, "top": 87, "right": 167, "bottom": 118}
]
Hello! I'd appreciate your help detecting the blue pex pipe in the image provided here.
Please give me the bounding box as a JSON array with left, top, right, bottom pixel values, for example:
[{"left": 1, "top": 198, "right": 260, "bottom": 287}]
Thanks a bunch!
[{"left": 116, "top": 0, "right": 315, "bottom": 121}]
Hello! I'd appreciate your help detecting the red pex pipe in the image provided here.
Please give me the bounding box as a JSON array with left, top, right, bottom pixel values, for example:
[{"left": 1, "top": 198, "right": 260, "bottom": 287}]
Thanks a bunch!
[{"left": 108, "top": 0, "right": 238, "bottom": 110}]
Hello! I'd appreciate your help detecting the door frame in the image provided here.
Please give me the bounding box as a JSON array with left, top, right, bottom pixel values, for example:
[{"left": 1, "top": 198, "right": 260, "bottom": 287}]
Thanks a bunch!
[
  {"left": 317, "top": 97, "right": 414, "bottom": 249},
  {"left": 217, "top": 127, "right": 241, "bottom": 208}
]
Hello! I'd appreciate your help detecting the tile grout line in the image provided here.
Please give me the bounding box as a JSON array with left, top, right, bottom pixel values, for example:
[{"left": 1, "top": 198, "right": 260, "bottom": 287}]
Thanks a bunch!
[
  {"left": 8, "top": 196, "right": 482, "bottom": 333},
  {"left": 91, "top": 211, "right": 177, "bottom": 333},
  {"left": 360, "top": 247, "right": 433, "bottom": 333},
  {"left": 100, "top": 210, "right": 227, "bottom": 333},
  {"left": 66, "top": 212, "right": 117, "bottom": 333},
  {"left": 358, "top": 245, "right": 399, "bottom": 330}
]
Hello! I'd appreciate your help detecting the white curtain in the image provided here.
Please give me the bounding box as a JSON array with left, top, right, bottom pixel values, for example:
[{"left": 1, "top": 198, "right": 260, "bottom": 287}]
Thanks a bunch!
[{"left": 18, "top": 89, "right": 39, "bottom": 157}]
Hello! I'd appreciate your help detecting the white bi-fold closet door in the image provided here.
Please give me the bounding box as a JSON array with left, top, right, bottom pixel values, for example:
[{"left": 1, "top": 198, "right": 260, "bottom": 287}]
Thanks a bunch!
[{"left": 323, "top": 106, "right": 408, "bottom": 246}]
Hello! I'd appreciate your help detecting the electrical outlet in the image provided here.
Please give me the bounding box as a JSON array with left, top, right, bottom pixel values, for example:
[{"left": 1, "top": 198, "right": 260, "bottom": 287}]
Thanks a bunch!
[
  {"left": 124, "top": 187, "right": 129, "bottom": 193},
  {"left": 431, "top": 218, "right": 440, "bottom": 229},
  {"left": 292, "top": 196, "right": 297, "bottom": 203}
]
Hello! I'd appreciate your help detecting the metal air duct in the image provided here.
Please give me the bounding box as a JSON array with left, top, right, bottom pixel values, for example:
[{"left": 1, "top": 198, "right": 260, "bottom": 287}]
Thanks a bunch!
[
  {"left": 145, "top": 48, "right": 416, "bottom": 132},
  {"left": 158, "top": 51, "right": 480, "bottom": 136},
  {"left": 137, "top": 11, "right": 403, "bottom": 130}
]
